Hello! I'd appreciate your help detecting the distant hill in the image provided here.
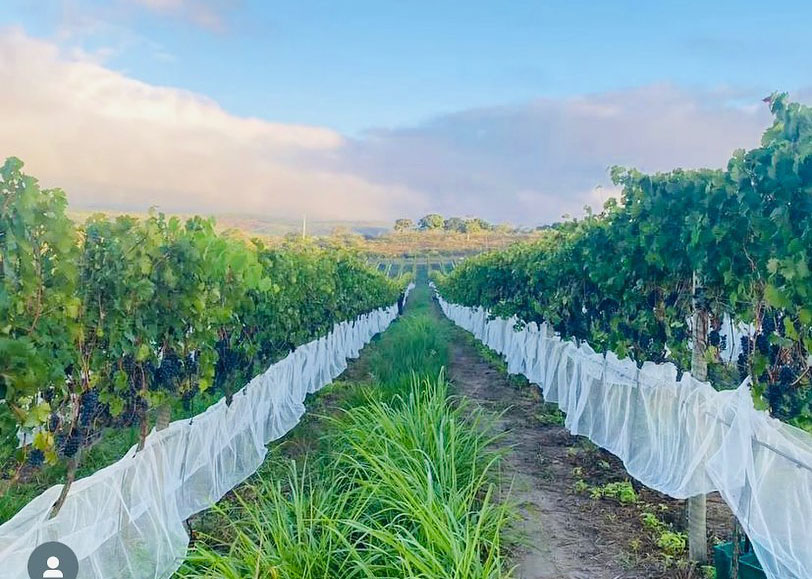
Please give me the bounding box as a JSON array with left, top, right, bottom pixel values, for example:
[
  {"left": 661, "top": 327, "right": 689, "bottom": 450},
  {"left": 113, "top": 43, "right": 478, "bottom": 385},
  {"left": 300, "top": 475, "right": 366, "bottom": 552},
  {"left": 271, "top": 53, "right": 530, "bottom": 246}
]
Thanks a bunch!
[
  {"left": 65, "top": 210, "right": 532, "bottom": 256},
  {"left": 213, "top": 215, "right": 391, "bottom": 238},
  {"left": 67, "top": 210, "right": 391, "bottom": 238}
]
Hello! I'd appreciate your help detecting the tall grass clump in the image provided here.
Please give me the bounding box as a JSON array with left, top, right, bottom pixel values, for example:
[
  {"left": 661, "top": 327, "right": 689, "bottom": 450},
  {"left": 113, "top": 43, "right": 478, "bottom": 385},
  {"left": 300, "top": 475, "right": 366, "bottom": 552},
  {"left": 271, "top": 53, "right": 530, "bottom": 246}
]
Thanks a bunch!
[
  {"left": 178, "top": 375, "right": 513, "bottom": 578},
  {"left": 177, "top": 282, "right": 515, "bottom": 578},
  {"left": 331, "top": 375, "right": 512, "bottom": 578}
]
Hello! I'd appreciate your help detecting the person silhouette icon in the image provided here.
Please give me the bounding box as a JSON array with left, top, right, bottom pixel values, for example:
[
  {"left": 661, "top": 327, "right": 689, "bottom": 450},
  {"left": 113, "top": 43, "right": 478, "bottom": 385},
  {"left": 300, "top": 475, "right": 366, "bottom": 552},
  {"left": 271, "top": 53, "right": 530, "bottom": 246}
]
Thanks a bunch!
[
  {"left": 27, "top": 541, "right": 78, "bottom": 579},
  {"left": 42, "top": 556, "right": 63, "bottom": 578}
]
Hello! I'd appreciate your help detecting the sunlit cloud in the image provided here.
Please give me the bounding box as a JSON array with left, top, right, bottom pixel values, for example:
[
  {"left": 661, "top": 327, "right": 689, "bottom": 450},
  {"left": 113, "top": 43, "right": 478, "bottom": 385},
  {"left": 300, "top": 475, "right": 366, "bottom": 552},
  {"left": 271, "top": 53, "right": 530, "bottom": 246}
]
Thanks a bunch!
[
  {"left": 2, "top": 28, "right": 808, "bottom": 226},
  {"left": 0, "top": 29, "right": 425, "bottom": 220},
  {"left": 328, "top": 85, "right": 791, "bottom": 224}
]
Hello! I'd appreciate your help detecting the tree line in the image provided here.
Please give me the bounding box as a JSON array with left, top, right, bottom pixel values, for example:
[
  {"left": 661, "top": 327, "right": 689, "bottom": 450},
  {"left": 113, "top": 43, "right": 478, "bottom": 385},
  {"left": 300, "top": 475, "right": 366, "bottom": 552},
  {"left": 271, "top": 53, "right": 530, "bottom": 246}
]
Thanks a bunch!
[{"left": 394, "top": 215, "right": 498, "bottom": 233}]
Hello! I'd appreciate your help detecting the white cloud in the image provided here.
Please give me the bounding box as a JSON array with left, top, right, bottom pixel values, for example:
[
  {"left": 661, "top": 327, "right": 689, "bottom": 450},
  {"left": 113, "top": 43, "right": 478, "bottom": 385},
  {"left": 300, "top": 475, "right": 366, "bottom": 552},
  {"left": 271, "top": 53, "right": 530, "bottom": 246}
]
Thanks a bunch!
[
  {"left": 51, "top": 0, "right": 176, "bottom": 63},
  {"left": 2, "top": 28, "right": 807, "bottom": 226},
  {"left": 329, "top": 84, "right": 797, "bottom": 224},
  {"left": 128, "top": 0, "right": 233, "bottom": 32},
  {"left": 0, "top": 29, "right": 424, "bottom": 220}
]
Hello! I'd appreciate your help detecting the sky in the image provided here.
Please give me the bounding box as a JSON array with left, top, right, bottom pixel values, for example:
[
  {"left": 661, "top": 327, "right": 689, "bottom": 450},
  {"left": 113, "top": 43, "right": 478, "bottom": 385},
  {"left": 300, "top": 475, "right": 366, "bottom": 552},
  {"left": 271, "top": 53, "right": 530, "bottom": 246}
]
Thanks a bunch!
[{"left": 1, "top": 0, "right": 811, "bottom": 225}]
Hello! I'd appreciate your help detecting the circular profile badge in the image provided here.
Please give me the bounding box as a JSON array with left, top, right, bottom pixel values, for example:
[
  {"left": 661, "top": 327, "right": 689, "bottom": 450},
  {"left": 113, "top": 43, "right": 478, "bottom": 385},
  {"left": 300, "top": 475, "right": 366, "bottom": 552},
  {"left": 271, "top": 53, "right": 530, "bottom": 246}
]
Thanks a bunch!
[{"left": 27, "top": 541, "right": 79, "bottom": 579}]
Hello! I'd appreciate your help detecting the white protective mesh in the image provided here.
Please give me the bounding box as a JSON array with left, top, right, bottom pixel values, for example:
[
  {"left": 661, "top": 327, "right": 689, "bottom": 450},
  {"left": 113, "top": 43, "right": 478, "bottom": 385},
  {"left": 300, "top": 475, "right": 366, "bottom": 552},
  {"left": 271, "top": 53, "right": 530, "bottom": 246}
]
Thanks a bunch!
[
  {"left": 435, "top": 290, "right": 812, "bottom": 579},
  {"left": 0, "top": 283, "right": 414, "bottom": 579}
]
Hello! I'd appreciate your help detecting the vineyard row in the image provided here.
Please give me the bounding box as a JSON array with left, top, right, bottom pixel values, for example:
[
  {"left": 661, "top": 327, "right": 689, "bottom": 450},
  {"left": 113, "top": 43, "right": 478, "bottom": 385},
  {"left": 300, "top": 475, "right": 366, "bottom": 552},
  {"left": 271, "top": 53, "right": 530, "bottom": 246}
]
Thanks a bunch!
[
  {"left": 1, "top": 290, "right": 410, "bottom": 578},
  {"left": 0, "top": 156, "right": 407, "bottom": 519},
  {"left": 434, "top": 288, "right": 811, "bottom": 579},
  {"left": 435, "top": 94, "right": 812, "bottom": 431}
]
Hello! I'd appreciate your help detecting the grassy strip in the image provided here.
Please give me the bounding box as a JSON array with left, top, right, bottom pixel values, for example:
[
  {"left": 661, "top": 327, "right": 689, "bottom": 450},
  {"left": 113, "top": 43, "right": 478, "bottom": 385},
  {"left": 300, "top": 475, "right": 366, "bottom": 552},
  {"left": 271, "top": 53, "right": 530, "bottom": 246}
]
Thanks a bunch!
[{"left": 176, "top": 283, "right": 515, "bottom": 578}]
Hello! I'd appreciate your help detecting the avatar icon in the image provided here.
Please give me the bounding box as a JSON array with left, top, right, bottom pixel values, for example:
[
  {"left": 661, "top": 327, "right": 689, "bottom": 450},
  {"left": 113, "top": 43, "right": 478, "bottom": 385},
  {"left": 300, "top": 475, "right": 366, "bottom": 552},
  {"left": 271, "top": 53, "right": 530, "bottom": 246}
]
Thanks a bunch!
[
  {"left": 43, "top": 556, "right": 64, "bottom": 578},
  {"left": 27, "top": 542, "right": 78, "bottom": 579}
]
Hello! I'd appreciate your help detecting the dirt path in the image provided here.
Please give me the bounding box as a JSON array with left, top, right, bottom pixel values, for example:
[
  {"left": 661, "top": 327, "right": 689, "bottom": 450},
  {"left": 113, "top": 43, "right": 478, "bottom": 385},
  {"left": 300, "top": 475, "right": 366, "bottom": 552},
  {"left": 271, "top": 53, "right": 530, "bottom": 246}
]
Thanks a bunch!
[
  {"left": 436, "top": 298, "right": 731, "bottom": 579},
  {"left": 447, "top": 336, "right": 635, "bottom": 579}
]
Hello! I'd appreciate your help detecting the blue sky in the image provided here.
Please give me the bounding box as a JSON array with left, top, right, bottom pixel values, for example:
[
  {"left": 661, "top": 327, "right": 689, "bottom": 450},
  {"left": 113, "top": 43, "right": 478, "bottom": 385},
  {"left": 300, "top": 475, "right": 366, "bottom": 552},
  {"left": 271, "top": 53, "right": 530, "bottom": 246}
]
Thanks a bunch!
[
  {"left": 1, "top": 0, "right": 811, "bottom": 223},
  {"left": 8, "top": 0, "right": 811, "bottom": 132}
]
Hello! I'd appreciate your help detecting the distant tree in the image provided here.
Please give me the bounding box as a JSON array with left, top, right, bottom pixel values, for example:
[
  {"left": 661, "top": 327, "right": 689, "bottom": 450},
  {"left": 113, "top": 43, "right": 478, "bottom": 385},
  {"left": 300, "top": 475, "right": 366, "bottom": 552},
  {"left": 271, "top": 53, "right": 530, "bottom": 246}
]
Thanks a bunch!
[
  {"left": 418, "top": 214, "right": 444, "bottom": 230},
  {"left": 331, "top": 225, "right": 352, "bottom": 236},
  {"left": 464, "top": 217, "right": 492, "bottom": 232},
  {"left": 443, "top": 217, "right": 467, "bottom": 232},
  {"left": 393, "top": 218, "right": 415, "bottom": 231}
]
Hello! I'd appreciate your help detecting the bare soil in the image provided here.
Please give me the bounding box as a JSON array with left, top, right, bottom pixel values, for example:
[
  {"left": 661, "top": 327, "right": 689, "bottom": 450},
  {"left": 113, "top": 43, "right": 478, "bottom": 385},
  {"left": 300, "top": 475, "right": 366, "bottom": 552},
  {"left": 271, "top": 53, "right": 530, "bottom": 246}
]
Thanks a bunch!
[{"left": 441, "top": 310, "right": 733, "bottom": 579}]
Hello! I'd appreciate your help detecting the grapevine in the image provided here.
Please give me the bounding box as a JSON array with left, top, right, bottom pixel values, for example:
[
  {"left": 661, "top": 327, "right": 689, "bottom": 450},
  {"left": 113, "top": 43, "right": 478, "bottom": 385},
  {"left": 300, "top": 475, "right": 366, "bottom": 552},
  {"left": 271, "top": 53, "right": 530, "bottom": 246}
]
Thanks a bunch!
[
  {"left": 436, "top": 95, "right": 812, "bottom": 431},
  {"left": 1, "top": 158, "right": 403, "bottom": 509}
]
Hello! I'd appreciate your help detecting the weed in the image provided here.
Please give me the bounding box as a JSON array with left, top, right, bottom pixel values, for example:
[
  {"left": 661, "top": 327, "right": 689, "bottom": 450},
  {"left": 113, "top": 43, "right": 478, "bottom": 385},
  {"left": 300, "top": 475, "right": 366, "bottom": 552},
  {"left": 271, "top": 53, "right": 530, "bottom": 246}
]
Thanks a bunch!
[
  {"left": 701, "top": 565, "right": 717, "bottom": 578},
  {"left": 657, "top": 530, "right": 687, "bottom": 556},
  {"left": 596, "top": 481, "right": 638, "bottom": 504}
]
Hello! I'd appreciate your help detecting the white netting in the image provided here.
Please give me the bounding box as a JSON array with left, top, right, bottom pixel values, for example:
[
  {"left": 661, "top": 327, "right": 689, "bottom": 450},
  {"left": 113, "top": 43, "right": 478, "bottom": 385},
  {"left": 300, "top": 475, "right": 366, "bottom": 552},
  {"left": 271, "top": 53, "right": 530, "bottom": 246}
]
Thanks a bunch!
[
  {"left": 0, "top": 285, "right": 414, "bottom": 579},
  {"left": 435, "top": 290, "right": 812, "bottom": 579}
]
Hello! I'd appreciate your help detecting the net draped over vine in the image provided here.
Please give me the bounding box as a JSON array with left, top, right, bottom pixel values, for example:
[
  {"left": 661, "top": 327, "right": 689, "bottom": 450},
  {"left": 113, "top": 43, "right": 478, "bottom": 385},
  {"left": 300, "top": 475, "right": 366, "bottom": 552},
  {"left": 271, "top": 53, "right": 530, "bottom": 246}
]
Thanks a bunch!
[
  {"left": 436, "top": 290, "right": 812, "bottom": 579},
  {"left": 0, "top": 285, "right": 413, "bottom": 579}
]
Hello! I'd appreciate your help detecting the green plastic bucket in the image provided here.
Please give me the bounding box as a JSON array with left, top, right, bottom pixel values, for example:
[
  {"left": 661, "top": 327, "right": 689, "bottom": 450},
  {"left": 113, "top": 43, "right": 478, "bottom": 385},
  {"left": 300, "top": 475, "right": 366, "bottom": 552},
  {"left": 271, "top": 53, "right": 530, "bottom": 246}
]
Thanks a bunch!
[{"left": 713, "top": 542, "right": 767, "bottom": 579}]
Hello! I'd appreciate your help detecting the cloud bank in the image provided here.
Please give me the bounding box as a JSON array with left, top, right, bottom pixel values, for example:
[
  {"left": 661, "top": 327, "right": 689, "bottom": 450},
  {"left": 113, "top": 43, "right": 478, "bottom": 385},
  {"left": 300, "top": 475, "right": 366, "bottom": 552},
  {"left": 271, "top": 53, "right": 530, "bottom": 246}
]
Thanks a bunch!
[
  {"left": 1, "top": 29, "right": 803, "bottom": 225},
  {"left": 330, "top": 86, "right": 782, "bottom": 223},
  {"left": 0, "top": 29, "right": 424, "bottom": 221}
]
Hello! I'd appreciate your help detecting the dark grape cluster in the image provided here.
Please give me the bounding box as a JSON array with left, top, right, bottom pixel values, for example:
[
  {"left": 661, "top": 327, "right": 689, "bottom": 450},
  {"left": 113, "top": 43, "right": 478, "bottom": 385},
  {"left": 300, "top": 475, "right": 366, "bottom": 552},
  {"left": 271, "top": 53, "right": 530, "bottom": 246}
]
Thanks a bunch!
[
  {"left": 79, "top": 389, "right": 100, "bottom": 427},
  {"left": 118, "top": 395, "right": 147, "bottom": 427},
  {"left": 755, "top": 333, "right": 771, "bottom": 356},
  {"left": 181, "top": 388, "right": 196, "bottom": 412},
  {"left": 121, "top": 355, "right": 136, "bottom": 376},
  {"left": 60, "top": 431, "right": 82, "bottom": 458},
  {"left": 27, "top": 448, "right": 45, "bottom": 467},
  {"left": 117, "top": 355, "right": 153, "bottom": 426},
  {"left": 735, "top": 312, "right": 808, "bottom": 421},
  {"left": 215, "top": 339, "right": 242, "bottom": 391},
  {"left": 155, "top": 351, "right": 183, "bottom": 392},
  {"left": 664, "top": 291, "right": 681, "bottom": 308},
  {"left": 767, "top": 365, "right": 806, "bottom": 421},
  {"left": 185, "top": 353, "right": 198, "bottom": 376},
  {"left": 693, "top": 286, "right": 710, "bottom": 312},
  {"left": 737, "top": 336, "right": 752, "bottom": 381},
  {"left": 708, "top": 329, "right": 728, "bottom": 353}
]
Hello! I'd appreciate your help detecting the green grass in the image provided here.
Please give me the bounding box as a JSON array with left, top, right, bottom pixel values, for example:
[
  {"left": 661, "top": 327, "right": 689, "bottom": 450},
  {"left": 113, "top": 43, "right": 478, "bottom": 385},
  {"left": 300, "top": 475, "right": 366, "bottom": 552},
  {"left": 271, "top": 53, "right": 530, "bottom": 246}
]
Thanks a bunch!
[{"left": 176, "top": 281, "right": 516, "bottom": 578}]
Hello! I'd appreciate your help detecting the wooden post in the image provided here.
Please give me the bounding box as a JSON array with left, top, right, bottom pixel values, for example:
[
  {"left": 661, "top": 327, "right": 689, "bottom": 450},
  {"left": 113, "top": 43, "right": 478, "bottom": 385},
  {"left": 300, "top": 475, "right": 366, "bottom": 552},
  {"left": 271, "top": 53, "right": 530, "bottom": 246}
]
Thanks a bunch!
[
  {"left": 688, "top": 272, "right": 709, "bottom": 563},
  {"left": 731, "top": 520, "right": 742, "bottom": 579}
]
